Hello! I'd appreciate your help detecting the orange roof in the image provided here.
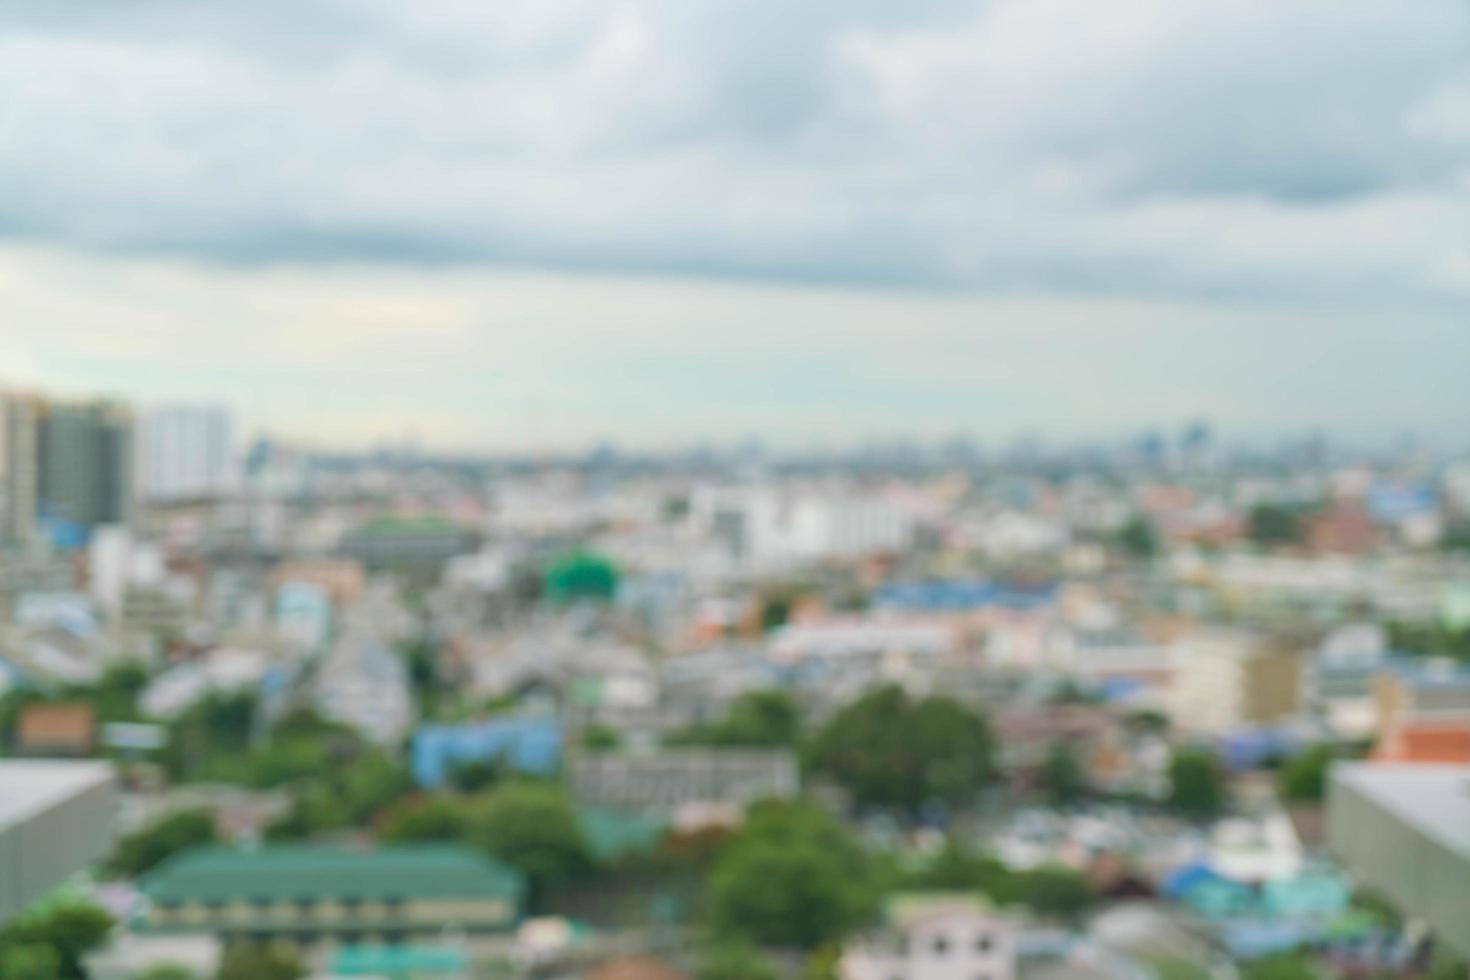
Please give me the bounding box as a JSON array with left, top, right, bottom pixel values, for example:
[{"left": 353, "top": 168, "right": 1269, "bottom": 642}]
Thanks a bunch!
[{"left": 1372, "top": 719, "right": 1470, "bottom": 765}]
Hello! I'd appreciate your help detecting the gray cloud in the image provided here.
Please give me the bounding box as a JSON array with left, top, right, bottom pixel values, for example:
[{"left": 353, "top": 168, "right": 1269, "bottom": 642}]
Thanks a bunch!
[{"left": 0, "top": 0, "right": 1466, "bottom": 302}]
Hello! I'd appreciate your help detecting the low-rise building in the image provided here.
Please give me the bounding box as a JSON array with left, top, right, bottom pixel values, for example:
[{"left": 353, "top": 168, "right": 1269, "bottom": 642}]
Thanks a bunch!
[
  {"left": 138, "top": 845, "right": 525, "bottom": 948},
  {"left": 839, "top": 894, "right": 1017, "bottom": 980},
  {"left": 1170, "top": 631, "right": 1303, "bottom": 734},
  {"left": 0, "top": 760, "right": 116, "bottom": 923},
  {"left": 567, "top": 748, "right": 798, "bottom": 815}
]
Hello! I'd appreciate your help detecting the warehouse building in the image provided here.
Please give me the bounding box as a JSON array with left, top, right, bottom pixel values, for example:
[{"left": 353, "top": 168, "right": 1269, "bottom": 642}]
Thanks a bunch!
[{"left": 1326, "top": 763, "right": 1470, "bottom": 955}]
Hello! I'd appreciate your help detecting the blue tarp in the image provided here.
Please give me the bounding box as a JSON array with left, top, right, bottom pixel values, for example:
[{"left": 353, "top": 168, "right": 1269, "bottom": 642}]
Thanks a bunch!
[
  {"left": 411, "top": 716, "right": 562, "bottom": 788},
  {"left": 875, "top": 580, "right": 1058, "bottom": 612}
]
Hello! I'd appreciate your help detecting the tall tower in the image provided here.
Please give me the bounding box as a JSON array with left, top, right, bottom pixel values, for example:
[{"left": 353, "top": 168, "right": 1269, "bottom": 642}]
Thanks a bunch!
[
  {"left": 37, "top": 398, "right": 135, "bottom": 533},
  {"left": 0, "top": 391, "right": 40, "bottom": 548}
]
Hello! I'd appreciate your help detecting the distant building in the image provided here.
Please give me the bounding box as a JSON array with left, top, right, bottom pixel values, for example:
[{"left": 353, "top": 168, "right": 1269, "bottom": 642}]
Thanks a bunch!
[
  {"left": 1170, "top": 631, "right": 1303, "bottom": 734},
  {"left": 1373, "top": 659, "right": 1470, "bottom": 732},
  {"left": 0, "top": 760, "right": 116, "bottom": 923},
  {"left": 567, "top": 748, "right": 798, "bottom": 815},
  {"left": 138, "top": 845, "right": 525, "bottom": 947},
  {"left": 839, "top": 894, "right": 1017, "bottom": 980},
  {"left": 0, "top": 391, "right": 40, "bottom": 549},
  {"left": 340, "top": 516, "right": 475, "bottom": 575},
  {"left": 15, "top": 702, "right": 97, "bottom": 756},
  {"left": 1327, "top": 763, "right": 1470, "bottom": 956},
  {"left": 139, "top": 404, "right": 235, "bottom": 502},
  {"left": 37, "top": 398, "right": 134, "bottom": 533}
]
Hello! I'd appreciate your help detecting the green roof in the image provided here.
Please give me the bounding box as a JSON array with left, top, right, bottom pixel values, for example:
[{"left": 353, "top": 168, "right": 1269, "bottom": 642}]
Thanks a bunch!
[
  {"left": 577, "top": 807, "right": 666, "bottom": 860},
  {"left": 332, "top": 945, "right": 469, "bottom": 975},
  {"left": 142, "top": 844, "right": 524, "bottom": 904}
]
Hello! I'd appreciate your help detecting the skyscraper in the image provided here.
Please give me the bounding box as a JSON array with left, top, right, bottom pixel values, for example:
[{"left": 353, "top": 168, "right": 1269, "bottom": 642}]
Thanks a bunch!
[
  {"left": 0, "top": 391, "right": 40, "bottom": 548},
  {"left": 37, "top": 398, "right": 134, "bottom": 532},
  {"left": 139, "top": 403, "right": 236, "bottom": 502}
]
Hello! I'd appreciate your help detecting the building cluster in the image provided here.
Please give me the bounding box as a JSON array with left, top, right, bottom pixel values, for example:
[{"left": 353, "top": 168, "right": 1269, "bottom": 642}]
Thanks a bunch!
[{"left": 1, "top": 404, "right": 1469, "bottom": 978}]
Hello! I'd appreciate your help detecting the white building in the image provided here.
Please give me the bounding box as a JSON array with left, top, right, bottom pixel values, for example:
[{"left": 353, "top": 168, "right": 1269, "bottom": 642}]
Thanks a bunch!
[
  {"left": 0, "top": 760, "right": 116, "bottom": 923},
  {"left": 1169, "top": 630, "right": 1303, "bottom": 734},
  {"left": 696, "top": 485, "right": 917, "bottom": 570},
  {"left": 841, "top": 895, "right": 1017, "bottom": 980},
  {"left": 139, "top": 404, "right": 235, "bottom": 502}
]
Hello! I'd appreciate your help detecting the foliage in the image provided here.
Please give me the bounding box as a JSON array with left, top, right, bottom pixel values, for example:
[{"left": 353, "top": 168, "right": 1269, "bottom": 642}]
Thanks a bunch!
[
  {"left": 379, "top": 795, "right": 470, "bottom": 843},
  {"left": 449, "top": 758, "right": 506, "bottom": 794},
  {"left": 1116, "top": 516, "right": 1157, "bottom": 558},
  {"left": 904, "top": 838, "right": 1014, "bottom": 902},
  {"left": 805, "top": 685, "right": 993, "bottom": 811},
  {"left": 1167, "top": 748, "right": 1226, "bottom": 818},
  {"left": 699, "top": 942, "right": 779, "bottom": 980},
  {"left": 215, "top": 942, "right": 307, "bottom": 980},
  {"left": 1429, "top": 954, "right": 1469, "bottom": 980},
  {"left": 0, "top": 898, "right": 114, "bottom": 978},
  {"left": 1247, "top": 504, "right": 1303, "bottom": 546},
  {"left": 1386, "top": 620, "right": 1470, "bottom": 663},
  {"left": 1012, "top": 866, "right": 1094, "bottom": 918},
  {"left": 1350, "top": 887, "right": 1402, "bottom": 931},
  {"left": 1041, "top": 742, "right": 1086, "bottom": 805},
  {"left": 671, "top": 690, "right": 802, "bottom": 748},
  {"left": 708, "top": 801, "right": 876, "bottom": 949},
  {"left": 107, "top": 808, "right": 216, "bottom": 878},
  {"left": 468, "top": 782, "right": 592, "bottom": 909},
  {"left": 266, "top": 747, "right": 411, "bottom": 841},
  {"left": 129, "top": 966, "right": 198, "bottom": 980},
  {"left": 0, "top": 945, "right": 60, "bottom": 980},
  {"left": 581, "top": 723, "right": 622, "bottom": 751},
  {"left": 1277, "top": 744, "right": 1336, "bottom": 802},
  {"left": 1239, "top": 953, "right": 1317, "bottom": 980}
]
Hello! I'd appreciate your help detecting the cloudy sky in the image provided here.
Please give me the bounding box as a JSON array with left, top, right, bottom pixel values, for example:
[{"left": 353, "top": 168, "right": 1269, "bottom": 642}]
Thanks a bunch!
[{"left": 2, "top": 0, "right": 1467, "bottom": 450}]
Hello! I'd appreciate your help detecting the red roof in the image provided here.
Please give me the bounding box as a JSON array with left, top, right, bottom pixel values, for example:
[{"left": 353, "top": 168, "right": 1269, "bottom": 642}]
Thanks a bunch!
[{"left": 1372, "top": 719, "right": 1470, "bottom": 765}]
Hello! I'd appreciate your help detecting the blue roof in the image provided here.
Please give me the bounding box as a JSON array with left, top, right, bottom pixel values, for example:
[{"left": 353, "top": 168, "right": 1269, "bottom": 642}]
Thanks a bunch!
[
  {"left": 1159, "top": 861, "right": 1226, "bottom": 900},
  {"left": 875, "top": 580, "right": 1058, "bottom": 612},
  {"left": 412, "top": 717, "right": 562, "bottom": 788}
]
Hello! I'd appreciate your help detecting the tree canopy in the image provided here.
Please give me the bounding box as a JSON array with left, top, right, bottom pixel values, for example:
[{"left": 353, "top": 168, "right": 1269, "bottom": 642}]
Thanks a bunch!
[
  {"left": 468, "top": 781, "right": 592, "bottom": 910},
  {"left": 107, "top": 808, "right": 216, "bottom": 878},
  {"left": 1167, "top": 748, "right": 1226, "bottom": 818}
]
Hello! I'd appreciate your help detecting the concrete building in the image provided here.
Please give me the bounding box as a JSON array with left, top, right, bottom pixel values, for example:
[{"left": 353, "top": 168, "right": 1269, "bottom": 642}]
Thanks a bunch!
[
  {"left": 1327, "top": 763, "right": 1470, "bottom": 955},
  {"left": 1170, "top": 631, "right": 1303, "bottom": 734},
  {"left": 567, "top": 748, "right": 799, "bottom": 815},
  {"left": 37, "top": 398, "right": 134, "bottom": 532},
  {"left": 138, "top": 844, "right": 524, "bottom": 947},
  {"left": 0, "top": 391, "right": 40, "bottom": 549},
  {"left": 0, "top": 760, "right": 117, "bottom": 923},
  {"left": 840, "top": 894, "right": 1017, "bottom": 980},
  {"left": 138, "top": 404, "right": 235, "bottom": 502}
]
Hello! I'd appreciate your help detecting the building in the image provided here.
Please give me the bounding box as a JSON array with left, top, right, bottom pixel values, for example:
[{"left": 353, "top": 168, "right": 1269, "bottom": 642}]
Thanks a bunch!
[
  {"left": 567, "top": 749, "right": 799, "bottom": 815},
  {"left": 37, "top": 398, "right": 134, "bottom": 533},
  {"left": 1327, "top": 763, "right": 1470, "bottom": 956},
  {"left": 839, "top": 894, "right": 1017, "bottom": 980},
  {"left": 15, "top": 702, "right": 97, "bottom": 756},
  {"left": 139, "top": 404, "right": 235, "bottom": 502},
  {"left": 138, "top": 845, "right": 525, "bottom": 947},
  {"left": 0, "top": 391, "right": 40, "bottom": 549},
  {"left": 1371, "top": 716, "right": 1470, "bottom": 765},
  {"left": 0, "top": 760, "right": 116, "bottom": 923},
  {"left": 1373, "top": 659, "right": 1470, "bottom": 732},
  {"left": 1170, "top": 631, "right": 1303, "bottom": 734}
]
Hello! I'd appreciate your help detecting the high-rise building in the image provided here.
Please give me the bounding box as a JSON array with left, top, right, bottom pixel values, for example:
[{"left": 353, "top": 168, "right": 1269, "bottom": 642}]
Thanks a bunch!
[
  {"left": 139, "top": 403, "right": 235, "bottom": 502},
  {"left": 0, "top": 391, "right": 40, "bottom": 548},
  {"left": 37, "top": 398, "right": 134, "bottom": 531}
]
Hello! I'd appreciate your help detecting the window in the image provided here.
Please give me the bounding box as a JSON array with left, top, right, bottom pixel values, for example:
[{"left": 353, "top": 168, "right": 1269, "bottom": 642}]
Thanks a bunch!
[
  {"left": 974, "top": 934, "right": 992, "bottom": 953},
  {"left": 931, "top": 935, "right": 950, "bottom": 955}
]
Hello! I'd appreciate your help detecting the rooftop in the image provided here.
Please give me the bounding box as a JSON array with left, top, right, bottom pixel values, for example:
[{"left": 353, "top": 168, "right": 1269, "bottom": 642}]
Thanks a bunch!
[
  {"left": 0, "top": 760, "right": 113, "bottom": 833},
  {"left": 141, "top": 844, "right": 525, "bottom": 904},
  {"left": 1331, "top": 762, "right": 1470, "bottom": 860}
]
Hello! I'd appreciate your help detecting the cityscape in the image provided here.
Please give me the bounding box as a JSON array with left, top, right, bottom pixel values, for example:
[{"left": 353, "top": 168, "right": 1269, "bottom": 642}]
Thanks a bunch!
[{"left": 3, "top": 1, "right": 1469, "bottom": 980}]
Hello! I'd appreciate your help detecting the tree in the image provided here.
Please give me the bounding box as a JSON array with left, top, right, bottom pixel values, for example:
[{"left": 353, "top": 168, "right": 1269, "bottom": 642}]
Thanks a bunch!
[
  {"left": 906, "top": 838, "right": 1014, "bottom": 903},
  {"left": 581, "top": 724, "right": 622, "bottom": 751},
  {"left": 1278, "top": 745, "right": 1335, "bottom": 802},
  {"left": 468, "top": 782, "right": 592, "bottom": 909},
  {"left": 0, "top": 945, "right": 60, "bottom": 980},
  {"left": 379, "top": 795, "right": 469, "bottom": 843},
  {"left": 216, "top": 942, "right": 306, "bottom": 980},
  {"left": 1014, "top": 866, "right": 1094, "bottom": 918},
  {"left": 1117, "top": 517, "right": 1157, "bottom": 558},
  {"left": 1, "top": 898, "right": 114, "bottom": 978},
  {"left": 708, "top": 802, "right": 875, "bottom": 949},
  {"left": 1247, "top": 504, "right": 1302, "bottom": 547},
  {"left": 805, "top": 686, "right": 993, "bottom": 811},
  {"left": 107, "top": 808, "right": 216, "bottom": 878},
  {"left": 1167, "top": 749, "right": 1226, "bottom": 818},
  {"left": 700, "top": 942, "right": 779, "bottom": 980},
  {"left": 1239, "top": 953, "right": 1316, "bottom": 980},
  {"left": 671, "top": 690, "right": 802, "bottom": 748},
  {"left": 1041, "top": 742, "right": 1086, "bottom": 806},
  {"left": 130, "top": 966, "right": 198, "bottom": 980}
]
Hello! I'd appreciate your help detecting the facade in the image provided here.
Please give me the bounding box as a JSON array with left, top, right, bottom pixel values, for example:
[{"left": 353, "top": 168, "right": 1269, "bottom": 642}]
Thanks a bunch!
[
  {"left": 840, "top": 895, "right": 1017, "bottom": 980},
  {"left": 1170, "top": 631, "right": 1303, "bottom": 733},
  {"left": 0, "top": 391, "right": 40, "bottom": 548},
  {"left": 37, "top": 398, "right": 134, "bottom": 532},
  {"left": 567, "top": 748, "right": 799, "bottom": 815},
  {"left": 0, "top": 760, "right": 117, "bottom": 923},
  {"left": 139, "top": 845, "right": 525, "bottom": 946},
  {"left": 139, "top": 404, "right": 235, "bottom": 502},
  {"left": 1327, "top": 763, "right": 1470, "bottom": 955}
]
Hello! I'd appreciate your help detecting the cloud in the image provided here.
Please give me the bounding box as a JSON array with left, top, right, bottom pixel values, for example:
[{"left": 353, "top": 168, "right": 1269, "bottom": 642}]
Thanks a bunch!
[{"left": 0, "top": 0, "right": 1465, "bottom": 303}]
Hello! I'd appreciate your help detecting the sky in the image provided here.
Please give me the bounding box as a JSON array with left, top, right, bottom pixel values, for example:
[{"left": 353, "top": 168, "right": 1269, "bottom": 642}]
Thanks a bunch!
[{"left": 1, "top": 0, "right": 1467, "bottom": 451}]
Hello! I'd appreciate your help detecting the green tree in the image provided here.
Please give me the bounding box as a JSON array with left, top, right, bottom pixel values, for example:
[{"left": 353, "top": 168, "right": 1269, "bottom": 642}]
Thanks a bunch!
[
  {"left": 216, "top": 942, "right": 306, "bottom": 980},
  {"left": 469, "top": 782, "right": 592, "bottom": 909},
  {"left": 699, "top": 942, "right": 779, "bottom": 980},
  {"left": 0, "top": 945, "right": 60, "bottom": 980},
  {"left": 1041, "top": 742, "right": 1085, "bottom": 806},
  {"left": 672, "top": 690, "right": 802, "bottom": 748},
  {"left": 130, "top": 966, "right": 198, "bottom": 980},
  {"left": 708, "top": 801, "right": 875, "bottom": 949},
  {"left": 1247, "top": 504, "right": 1303, "bottom": 546},
  {"left": 806, "top": 686, "right": 993, "bottom": 811},
  {"left": 1239, "top": 953, "right": 1316, "bottom": 980},
  {"left": 1014, "top": 866, "right": 1094, "bottom": 918},
  {"left": 906, "top": 838, "right": 1015, "bottom": 902},
  {"left": 1117, "top": 517, "right": 1157, "bottom": 558},
  {"left": 581, "top": 724, "right": 622, "bottom": 751},
  {"left": 1167, "top": 748, "right": 1226, "bottom": 818},
  {"left": 379, "top": 795, "right": 469, "bottom": 843},
  {"left": 107, "top": 808, "right": 216, "bottom": 878},
  {"left": 1277, "top": 744, "right": 1335, "bottom": 802},
  {"left": 1, "top": 898, "right": 114, "bottom": 978}
]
